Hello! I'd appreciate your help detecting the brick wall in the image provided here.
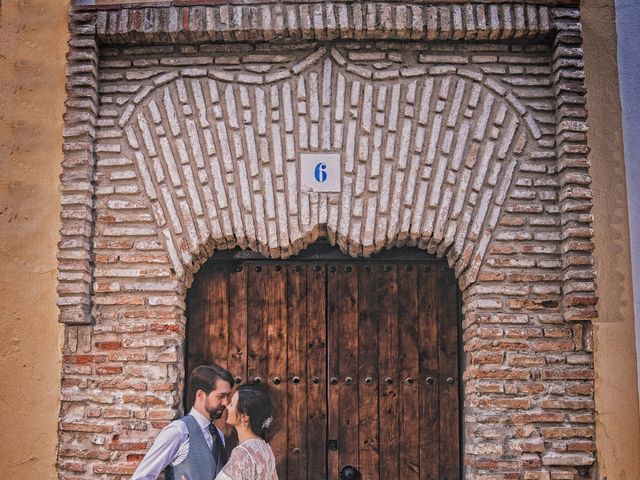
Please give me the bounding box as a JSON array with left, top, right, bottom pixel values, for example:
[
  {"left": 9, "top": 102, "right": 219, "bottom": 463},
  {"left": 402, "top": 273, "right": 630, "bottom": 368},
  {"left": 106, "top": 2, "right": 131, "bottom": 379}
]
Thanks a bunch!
[{"left": 58, "top": 2, "right": 595, "bottom": 479}]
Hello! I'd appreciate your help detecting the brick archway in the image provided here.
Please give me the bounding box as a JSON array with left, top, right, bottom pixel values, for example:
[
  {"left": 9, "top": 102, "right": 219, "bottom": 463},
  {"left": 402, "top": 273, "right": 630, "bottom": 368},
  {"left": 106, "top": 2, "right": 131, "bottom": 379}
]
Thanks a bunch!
[{"left": 56, "top": 4, "right": 597, "bottom": 479}]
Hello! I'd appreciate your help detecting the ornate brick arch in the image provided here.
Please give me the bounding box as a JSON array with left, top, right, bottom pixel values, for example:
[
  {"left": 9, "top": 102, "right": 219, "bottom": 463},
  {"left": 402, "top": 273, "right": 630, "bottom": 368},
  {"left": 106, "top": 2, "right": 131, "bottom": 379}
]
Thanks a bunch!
[
  {"left": 56, "top": 4, "right": 598, "bottom": 479},
  {"left": 119, "top": 47, "right": 541, "bottom": 291}
]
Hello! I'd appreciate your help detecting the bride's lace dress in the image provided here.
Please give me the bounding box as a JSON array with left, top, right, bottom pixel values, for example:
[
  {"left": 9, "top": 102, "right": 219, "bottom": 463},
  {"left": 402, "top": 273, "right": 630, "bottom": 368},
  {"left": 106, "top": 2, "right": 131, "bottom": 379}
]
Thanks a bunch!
[{"left": 216, "top": 438, "right": 279, "bottom": 480}]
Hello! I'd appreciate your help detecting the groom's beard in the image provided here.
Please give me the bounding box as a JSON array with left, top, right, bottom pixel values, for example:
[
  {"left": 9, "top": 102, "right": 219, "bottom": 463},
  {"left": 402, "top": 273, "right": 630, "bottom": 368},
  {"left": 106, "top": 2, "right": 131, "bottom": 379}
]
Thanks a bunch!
[{"left": 205, "top": 397, "right": 225, "bottom": 420}]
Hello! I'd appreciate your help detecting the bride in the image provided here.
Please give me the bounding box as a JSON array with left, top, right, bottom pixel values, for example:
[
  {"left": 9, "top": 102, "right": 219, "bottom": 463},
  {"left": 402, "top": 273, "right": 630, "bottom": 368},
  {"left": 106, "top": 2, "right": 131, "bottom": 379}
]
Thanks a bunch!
[{"left": 215, "top": 383, "right": 278, "bottom": 480}]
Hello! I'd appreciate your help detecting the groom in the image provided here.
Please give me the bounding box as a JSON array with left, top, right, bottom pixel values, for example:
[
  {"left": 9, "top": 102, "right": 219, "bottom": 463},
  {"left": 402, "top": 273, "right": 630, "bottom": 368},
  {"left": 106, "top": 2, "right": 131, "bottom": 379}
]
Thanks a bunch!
[{"left": 132, "top": 364, "right": 235, "bottom": 480}]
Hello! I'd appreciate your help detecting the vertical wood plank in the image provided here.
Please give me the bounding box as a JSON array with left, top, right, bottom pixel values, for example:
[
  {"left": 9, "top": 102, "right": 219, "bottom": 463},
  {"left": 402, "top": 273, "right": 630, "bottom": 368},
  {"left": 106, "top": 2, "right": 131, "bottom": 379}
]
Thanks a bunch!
[
  {"left": 378, "top": 264, "right": 399, "bottom": 479},
  {"left": 398, "top": 264, "right": 420, "bottom": 478},
  {"left": 247, "top": 263, "right": 268, "bottom": 388},
  {"left": 208, "top": 265, "right": 229, "bottom": 366},
  {"left": 227, "top": 264, "right": 248, "bottom": 383},
  {"left": 185, "top": 264, "right": 209, "bottom": 410},
  {"left": 307, "top": 263, "right": 328, "bottom": 480},
  {"left": 286, "top": 264, "right": 308, "bottom": 480},
  {"left": 337, "top": 264, "right": 359, "bottom": 475},
  {"left": 226, "top": 263, "right": 248, "bottom": 443},
  {"left": 419, "top": 264, "right": 440, "bottom": 480},
  {"left": 437, "top": 266, "right": 460, "bottom": 480},
  {"left": 358, "top": 264, "right": 379, "bottom": 480},
  {"left": 265, "top": 263, "right": 288, "bottom": 478},
  {"left": 327, "top": 263, "right": 340, "bottom": 480}
]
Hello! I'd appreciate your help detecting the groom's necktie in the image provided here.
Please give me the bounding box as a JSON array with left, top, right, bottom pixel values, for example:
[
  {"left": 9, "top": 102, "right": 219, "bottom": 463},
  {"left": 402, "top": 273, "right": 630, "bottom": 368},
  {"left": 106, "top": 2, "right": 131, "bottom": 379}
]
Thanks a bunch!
[{"left": 208, "top": 423, "right": 228, "bottom": 466}]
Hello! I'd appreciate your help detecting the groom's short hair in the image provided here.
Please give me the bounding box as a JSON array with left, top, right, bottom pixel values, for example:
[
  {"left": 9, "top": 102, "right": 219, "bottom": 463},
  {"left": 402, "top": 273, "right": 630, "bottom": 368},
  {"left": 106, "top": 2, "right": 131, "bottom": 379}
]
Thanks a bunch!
[{"left": 189, "top": 364, "right": 234, "bottom": 400}]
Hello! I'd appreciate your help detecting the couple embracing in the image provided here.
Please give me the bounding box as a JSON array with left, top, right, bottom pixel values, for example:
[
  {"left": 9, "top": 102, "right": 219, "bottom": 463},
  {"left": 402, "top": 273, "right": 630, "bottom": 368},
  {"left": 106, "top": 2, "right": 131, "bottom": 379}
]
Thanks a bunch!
[{"left": 133, "top": 364, "right": 278, "bottom": 480}]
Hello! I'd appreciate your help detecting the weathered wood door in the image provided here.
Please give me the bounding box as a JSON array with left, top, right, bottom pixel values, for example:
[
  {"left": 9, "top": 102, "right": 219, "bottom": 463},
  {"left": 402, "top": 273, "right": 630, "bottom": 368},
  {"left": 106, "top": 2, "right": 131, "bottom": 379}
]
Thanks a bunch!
[{"left": 186, "top": 247, "right": 460, "bottom": 480}]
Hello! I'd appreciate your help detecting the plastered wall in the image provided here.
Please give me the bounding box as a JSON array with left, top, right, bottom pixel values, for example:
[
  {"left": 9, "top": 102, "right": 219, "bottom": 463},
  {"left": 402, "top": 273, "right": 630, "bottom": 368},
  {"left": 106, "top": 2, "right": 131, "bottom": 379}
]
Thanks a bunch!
[
  {"left": 582, "top": 0, "right": 640, "bottom": 479},
  {"left": 0, "top": 0, "right": 69, "bottom": 477}
]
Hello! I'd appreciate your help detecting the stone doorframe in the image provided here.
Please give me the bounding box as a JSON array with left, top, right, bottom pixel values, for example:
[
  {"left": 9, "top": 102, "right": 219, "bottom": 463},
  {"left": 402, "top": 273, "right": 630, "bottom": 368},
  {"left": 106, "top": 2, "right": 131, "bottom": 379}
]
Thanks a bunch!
[{"left": 57, "top": 2, "right": 597, "bottom": 479}]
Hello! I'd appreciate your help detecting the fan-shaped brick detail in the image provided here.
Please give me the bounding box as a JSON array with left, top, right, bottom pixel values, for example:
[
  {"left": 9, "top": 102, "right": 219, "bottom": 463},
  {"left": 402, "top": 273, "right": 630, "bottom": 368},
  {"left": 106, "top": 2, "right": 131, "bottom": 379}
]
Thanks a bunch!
[{"left": 120, "top": 49, "right": 539, "bottom": 289}]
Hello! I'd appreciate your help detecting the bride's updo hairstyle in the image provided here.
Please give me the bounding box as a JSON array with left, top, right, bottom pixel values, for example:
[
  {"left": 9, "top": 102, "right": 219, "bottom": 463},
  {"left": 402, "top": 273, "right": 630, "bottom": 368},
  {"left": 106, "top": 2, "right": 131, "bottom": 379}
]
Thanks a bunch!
[{"left": 236, "top": 382, "right": 274, "bottom": 441}]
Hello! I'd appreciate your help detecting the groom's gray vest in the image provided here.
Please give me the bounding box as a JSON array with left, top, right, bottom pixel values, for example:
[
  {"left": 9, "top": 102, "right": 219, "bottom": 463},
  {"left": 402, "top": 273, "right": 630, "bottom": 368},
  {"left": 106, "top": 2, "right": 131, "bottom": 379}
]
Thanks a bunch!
[{"left": 164, "top": 415, "right": 223, "bottom": 480}]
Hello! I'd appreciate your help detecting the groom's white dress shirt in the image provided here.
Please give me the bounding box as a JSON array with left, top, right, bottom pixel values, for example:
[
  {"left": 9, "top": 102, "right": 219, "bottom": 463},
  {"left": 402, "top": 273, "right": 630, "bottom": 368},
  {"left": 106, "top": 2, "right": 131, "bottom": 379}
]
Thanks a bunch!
[{"left": 132, "top": 408, "right": 226, "bottom": 480}]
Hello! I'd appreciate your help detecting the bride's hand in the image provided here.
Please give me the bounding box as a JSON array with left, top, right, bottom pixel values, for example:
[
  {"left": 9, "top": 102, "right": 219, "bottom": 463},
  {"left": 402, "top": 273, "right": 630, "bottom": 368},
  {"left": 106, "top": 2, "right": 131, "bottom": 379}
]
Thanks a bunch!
[{"left": 180, "top": 476, "right": 189, "bottom": 480}]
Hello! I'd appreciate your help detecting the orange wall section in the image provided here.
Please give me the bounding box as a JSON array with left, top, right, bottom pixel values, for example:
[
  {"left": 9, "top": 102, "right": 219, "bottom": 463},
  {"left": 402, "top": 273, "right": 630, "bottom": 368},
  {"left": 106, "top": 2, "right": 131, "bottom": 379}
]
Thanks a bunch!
[
  {"left": 582, "top": 0, "right": 640, "bottom": 479},
  {"left": 0, "top": 0, "right": 69, "bottom": 478}
]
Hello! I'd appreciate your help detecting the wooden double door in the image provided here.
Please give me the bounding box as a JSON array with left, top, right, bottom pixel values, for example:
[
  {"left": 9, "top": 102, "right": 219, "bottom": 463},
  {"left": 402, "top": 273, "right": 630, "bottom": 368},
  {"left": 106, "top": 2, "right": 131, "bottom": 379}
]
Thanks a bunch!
[{"left": 186, "top": 247, "right": 460, "bottom": 479}]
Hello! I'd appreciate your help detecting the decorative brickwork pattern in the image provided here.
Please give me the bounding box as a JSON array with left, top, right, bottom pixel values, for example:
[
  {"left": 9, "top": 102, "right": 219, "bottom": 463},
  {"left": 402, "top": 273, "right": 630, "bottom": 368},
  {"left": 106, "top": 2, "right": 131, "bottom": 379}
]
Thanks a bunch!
[
  {"left": 92, "top": 3, "right": 553, "bottom": 44},
  {"left": 115, "top": 48, "right": 540, "bottom": 288},
  {"left": 57, "top": 2, "right": 597, "bottom": 479},
  {"left": 58, "top": 11, "right": 100, "bottom": 324}
]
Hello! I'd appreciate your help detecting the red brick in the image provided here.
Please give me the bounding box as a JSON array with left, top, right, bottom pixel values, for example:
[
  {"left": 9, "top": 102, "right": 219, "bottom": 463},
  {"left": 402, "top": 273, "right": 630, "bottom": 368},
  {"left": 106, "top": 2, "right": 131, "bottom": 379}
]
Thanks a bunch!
[
  {"left": 504, "top": 327, "right": 543, "bottom": 338},
  {"left": 530, "top": 339, "right": 575, "bottom": 352},
  {"left": 467, "top": 339, "right": 530, "bottom": 352},
  {"left": 107, "top": 351, "right": 147, "bottom": 362},
  {"left": 96, "top": 365, "right": 124, "bottom": 375},
  {"left": 148, "top": 408, "right": 177, "bottom": 420},
  {"left": 518, "top": 384, "right": 546, "bottom": 395},
  {"left": 62, "top": 378, "right": 86, "bottom": 388},
  {"left": 93, "top": 464, "right": 137, "bottom": 475},
  {"left": 566, "top": 383, "right": 594, "bottom": 395},
  {"left": 541, "top": 399, "right": 595, "bottom": 410},
  {"left": 120, "top": 253, "right": 168, "bottom": 263},
  {"left": 474, "top": 398, "right": 532, "bottom": 409},
  {"left": 122, "top": 394, "right": 167, "bottom": 406},
  {"left": 524, "top": 471, "right": 552, "bottom": 480},
  {"left": 476, "top": 313, "right": 530, "bottom": 324},
  {"left": 63, "top": 354, "right": 108, "bottom": 364},
  {"left": 86, "top": 406, "right": 102, "bottom": 418},
  {"left": 512, "top": 439, "right": 545, "bottom": 453},
  {"left": 507, "top": 299, "right": 560, "bottom": 310},
  {"left": 127, "top": 453, "right": 146, "bottom": 462},
  {"left": 103, "top": 408, "right": 132, "bottom": 419},
  {"left": 150, "top": 382, "right": 177, "bottom": 392},
  {"left": 149, "top": 323, "right": 181, "bottom": 333},
  {"left": 500, "top": 216, "right": 527, "bottom": 226},
  {"left": 508, "top": 273, "right": 560, "bottom": 283},
  {"left": 566, "top": 440, "right": 596, "bottom": 452},
  {"left": 523, "top": 455, "right": 543, "bottom": 468},
  {"left": 59, "top": 461, "right": 85, "bottom": 473},
  {"left": 60, "top": 422, "right": 113, "bottom": 433},
  {"left": 510, "top": 413, "right": 565, "bottom": 424},
  {"left": 110, "top": 441, "right": 148, "bottom": 451},
  {"left": 509, "top": 355, "right": 547, "bottom": 367},
  {"left": 563, "top": 295, "right": 597, "bottom": 307},
  {"left": 94, "top": 253, "right": 118, "bottom": 263},
  {"left": 543, "top": 327, "right": 572, "bottom": 338},
  {"left": 477, "top": 271, "right": 505, "bottom": 282},
  {"left": 541, "top": 427, "right": 594, "bottom": 439},
  {"left": 567, "top": 413, "right": 595, "bottom": 423},
  {"left": 97, "top": 379, "right": 147, "bottom": 390},
  {"left": 59, "top": 448, "right": 111, "bottom": 461},
  {"left": 540, "top": 369, "right": 594, "bottom": 380},
  {"left": 151, "top": 420, "right": 172, "bottom": 429},
  {"left": 467, "top": 367, "right": 530, "bottom": 380},
  {"left": 63, "top": 364, "right": 92, "bottom": 375},
  {"left": 94, "top": 239, "right": 134, "bottom": 249},
  {"left": 123, "top": 309, "right": 177, "bottom": 319},
  {"left": 470, "top": 353, "right": 504, "bottom": 365}
]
